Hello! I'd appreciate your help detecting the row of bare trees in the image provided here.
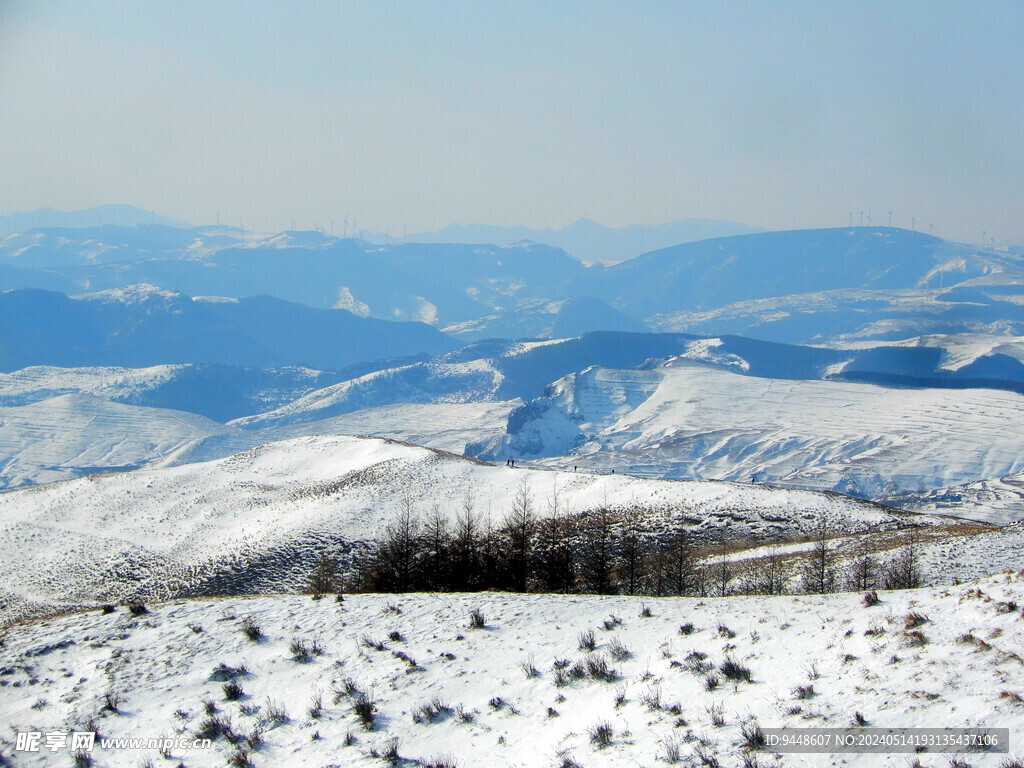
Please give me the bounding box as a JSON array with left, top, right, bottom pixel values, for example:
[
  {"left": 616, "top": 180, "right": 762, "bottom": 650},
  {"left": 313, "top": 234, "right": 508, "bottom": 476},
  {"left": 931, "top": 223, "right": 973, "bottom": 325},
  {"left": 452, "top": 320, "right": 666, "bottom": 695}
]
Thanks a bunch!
[{"left": 348, "top": 482, "right": 923, "bottom": 597}]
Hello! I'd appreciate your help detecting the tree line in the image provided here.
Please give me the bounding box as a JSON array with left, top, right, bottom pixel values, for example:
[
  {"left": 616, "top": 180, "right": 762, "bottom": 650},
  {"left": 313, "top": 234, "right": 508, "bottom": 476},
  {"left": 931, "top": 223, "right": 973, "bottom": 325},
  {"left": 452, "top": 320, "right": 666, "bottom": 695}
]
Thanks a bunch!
[{"left": 319, "top": 481, "right": 923, "bottom": 598}]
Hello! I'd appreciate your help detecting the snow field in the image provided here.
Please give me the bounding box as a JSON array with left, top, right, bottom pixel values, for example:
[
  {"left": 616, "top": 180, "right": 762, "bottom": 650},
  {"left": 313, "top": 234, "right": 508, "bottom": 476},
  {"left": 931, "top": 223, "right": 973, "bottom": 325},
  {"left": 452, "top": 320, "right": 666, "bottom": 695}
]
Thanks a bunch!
[{"left": 2, "top": 574, "right": 1024, "bottom": 767}]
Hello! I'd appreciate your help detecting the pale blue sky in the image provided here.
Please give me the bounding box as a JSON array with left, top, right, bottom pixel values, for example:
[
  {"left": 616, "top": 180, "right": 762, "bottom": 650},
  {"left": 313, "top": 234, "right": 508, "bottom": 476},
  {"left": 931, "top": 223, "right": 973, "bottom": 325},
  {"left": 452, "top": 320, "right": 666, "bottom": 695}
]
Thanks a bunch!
[{"left": 2, "top": 0, "right": 1022, "bottom": 243}]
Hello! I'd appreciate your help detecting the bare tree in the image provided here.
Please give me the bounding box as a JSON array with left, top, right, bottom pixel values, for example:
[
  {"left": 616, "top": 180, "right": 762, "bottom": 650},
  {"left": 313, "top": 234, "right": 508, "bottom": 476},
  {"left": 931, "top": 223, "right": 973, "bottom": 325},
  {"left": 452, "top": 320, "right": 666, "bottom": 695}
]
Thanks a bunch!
[
  {"left": 846, "top": 541, "right": 877, "bottom": 591},
  {"left": 452, "top": 491, "right": 480, "bottom": 590},
  {"left": 371, "top": 494, "right": 421, "bottom": 592},
  {"left": 535, "top": 514, "right": 576, "bottom": 593},
  {"left": 667, "top": 523, "right": 696, "bottom": 596},
  {"left": 421, "top": 503, "right": 450, "bottom": 590},
  {"left": 883, "top": 528, "right": 922, "bottom": 589},
  {"left": 479, "top": 505, "right": 500, "bottom": 589},
  {"left": 645, "top": 541, "right": 671, "bottom": 596},
  {"left": 579, "top": 507, "right": 617, "bottom": 594},
  {"left": 503, "top": 478, "right": 536, "bottom": 592},
  {"left": 618, "top": 508, "right": 645, "bottom": 596},
  {"left": 800, "top": 515, "right": 837, "bottom": 594},
  {"left": 752, "top": 546, "right": 786, "bottom": 595},
  {"left": 308, "top": 551, "right": 339, "bottom": 595},
  {"left": 713, "top": 557, "right": 732, "bottom": 597}
]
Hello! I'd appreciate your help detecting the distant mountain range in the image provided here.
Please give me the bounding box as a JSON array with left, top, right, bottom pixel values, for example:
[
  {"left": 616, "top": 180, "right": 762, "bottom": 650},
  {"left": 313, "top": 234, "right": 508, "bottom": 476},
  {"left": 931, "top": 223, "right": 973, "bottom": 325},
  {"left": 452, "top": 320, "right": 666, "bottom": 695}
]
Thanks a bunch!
[
  {"left": 399, "top": 217, "right": 762, "bottom": 263},
  {"left": 1, "top": 207, "right": 758, "bottom": 263},
  {"left": 0, "top": 204, "right": 189, "bottom": 235},
  {"left": 5, "top": 221, "right": 1024, "bottom": 346}
]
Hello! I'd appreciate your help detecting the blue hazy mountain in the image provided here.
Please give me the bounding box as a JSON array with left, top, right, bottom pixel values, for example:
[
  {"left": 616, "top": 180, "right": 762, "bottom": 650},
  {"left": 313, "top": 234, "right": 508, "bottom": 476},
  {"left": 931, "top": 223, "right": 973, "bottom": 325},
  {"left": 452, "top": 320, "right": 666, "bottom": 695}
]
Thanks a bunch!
[
  {"left": 10, "top": 238, "right": 588, "bottom": 325},
  {"left": 0, "top": 205, "right": 189, "bottom": 236},
  {"left": 0, "top": 286, "right": 456, "bottom": 372},
  {"left": 601, "top": 227, "right": 1016, "bottom": 316},
  {"left": 0, "top": 224, "right": 209, "bottom": 268},
  {"left": 401, "top": 217, "right": 762, "bottom": 263},
  {"left": 4, "top": 223, "right": 1024, "bottom": 346}
]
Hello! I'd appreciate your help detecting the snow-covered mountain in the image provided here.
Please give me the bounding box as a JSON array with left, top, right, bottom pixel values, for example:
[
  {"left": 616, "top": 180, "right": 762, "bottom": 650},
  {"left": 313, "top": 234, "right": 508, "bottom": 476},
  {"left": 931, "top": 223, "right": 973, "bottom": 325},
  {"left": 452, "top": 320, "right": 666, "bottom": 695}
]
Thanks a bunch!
[
  {"left": 484, "top": 358, "right": 1024, "bottom": 508},
  {"left": 230, "top": 359, "right": 504, "bottom": 430},
  {"left": 604, "top": 227, "right": 1021, "bottom": 317},
  {"left": 0, "top": 390, "right": 516, "bottom": 491},
  {"left": 886, "top": 470, "right": 1024, "bottom": 523},
  {"left": 0, "top": 433, "right": 918, "bottom": 627},
  {"left": 2, "top": 237, "right": 592, "bottom": 326}
]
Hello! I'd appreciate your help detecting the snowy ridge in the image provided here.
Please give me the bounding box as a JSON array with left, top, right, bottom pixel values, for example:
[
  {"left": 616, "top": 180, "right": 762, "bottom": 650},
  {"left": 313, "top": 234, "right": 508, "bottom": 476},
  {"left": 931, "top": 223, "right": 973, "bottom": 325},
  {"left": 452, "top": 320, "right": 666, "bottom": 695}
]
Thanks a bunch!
[
  {"left": 0, "top": 434, "right": 916, "bottom": 627},
  {"left": 0, "top": 365, "right": 186, "bottom": 407},
  {"left": 2, "top": 574, "right": 1024, "bottom": 767},
  {"left": 828, "top": 333, "right": 1024, "bottom": 372},
  {"left": 440, "top": 296, "right": 649, "bottom": 341},
  {"left": 231, "top": 360, "right": 503, "bottom": 430},
  {"left": 72, "top": 283, "right": 183, "bottom": 306}
]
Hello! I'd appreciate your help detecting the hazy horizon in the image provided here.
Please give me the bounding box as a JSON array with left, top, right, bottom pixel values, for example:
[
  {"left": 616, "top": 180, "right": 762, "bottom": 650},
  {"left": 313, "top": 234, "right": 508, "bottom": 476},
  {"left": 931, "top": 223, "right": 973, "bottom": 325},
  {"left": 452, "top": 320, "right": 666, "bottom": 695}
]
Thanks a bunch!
[{"left": 2, "top": 1, "right": 1022, "bottom": 246}]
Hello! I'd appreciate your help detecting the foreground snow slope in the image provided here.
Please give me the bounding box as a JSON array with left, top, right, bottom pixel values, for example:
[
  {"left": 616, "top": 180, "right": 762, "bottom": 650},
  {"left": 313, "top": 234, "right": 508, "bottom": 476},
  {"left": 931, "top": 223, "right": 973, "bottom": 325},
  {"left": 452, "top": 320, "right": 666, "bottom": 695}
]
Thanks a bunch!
[
  {"left": 492, "top": 359, "right": 1024, "bottom": 510},
  {"left": 2, "top": 575, "right": 1023, "bottom": 767},
  {"left": 0, "top": 434, "right": 910, "bottom": 627}
]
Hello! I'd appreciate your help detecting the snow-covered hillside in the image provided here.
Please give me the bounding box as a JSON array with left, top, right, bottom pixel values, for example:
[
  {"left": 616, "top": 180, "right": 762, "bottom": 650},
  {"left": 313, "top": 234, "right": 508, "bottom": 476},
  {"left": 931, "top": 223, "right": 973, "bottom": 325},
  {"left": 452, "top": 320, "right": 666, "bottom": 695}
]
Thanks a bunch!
[
  {"left": 2, "top": 575, "right": 1023, "bottom": 767},
  {"left": 441, "top": 297, "right": 650, "bottom": 341},
  {"left": 888, "top": 471, "right": 1024, "bottom": 523},
  {"left": 487, "top": 359, "right": 1024, "bottom": 508},
  {"left": 831, "top": 333, "right": 1024, "bottom": 373},
  {"left": 0, "top": 365, "right": 186, "bottom": 407},
  {"left": 0, "top": 394, "right": 250, "bottom": 489},
  {"left": 0, "top": 392, "right": 516, "bottom": 490},
  {"left": 648, "top": 281, "right": 1024, "bottom": 345},
  {"left": 7, "top": 327, "right": 1024, "bottom": 492},
  {"left": 231, "top": 360, "right": 503, "bottom": 430},
  {"left": 0, "top": 434, "right": 918, "bottom": 627}
]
